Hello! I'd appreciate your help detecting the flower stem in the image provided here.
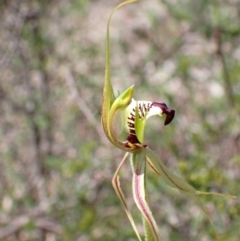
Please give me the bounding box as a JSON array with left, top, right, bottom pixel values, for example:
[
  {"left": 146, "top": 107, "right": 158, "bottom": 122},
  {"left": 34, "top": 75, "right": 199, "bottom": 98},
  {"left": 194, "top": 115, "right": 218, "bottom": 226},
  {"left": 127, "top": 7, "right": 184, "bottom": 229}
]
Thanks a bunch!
[
  {"left": 143, "top": 217, "right": 157, "bottom": 241},
  {"left": 142, "top": 161, "right": 156, "bottom": 241}
]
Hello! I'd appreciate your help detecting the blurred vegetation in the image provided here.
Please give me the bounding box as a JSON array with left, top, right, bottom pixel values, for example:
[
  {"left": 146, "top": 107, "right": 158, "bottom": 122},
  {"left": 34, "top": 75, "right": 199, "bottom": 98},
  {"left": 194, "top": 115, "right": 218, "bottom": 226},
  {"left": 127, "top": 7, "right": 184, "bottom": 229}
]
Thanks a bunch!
[{"left": 0, "top": 0, "right": 239, "bottom": 240}]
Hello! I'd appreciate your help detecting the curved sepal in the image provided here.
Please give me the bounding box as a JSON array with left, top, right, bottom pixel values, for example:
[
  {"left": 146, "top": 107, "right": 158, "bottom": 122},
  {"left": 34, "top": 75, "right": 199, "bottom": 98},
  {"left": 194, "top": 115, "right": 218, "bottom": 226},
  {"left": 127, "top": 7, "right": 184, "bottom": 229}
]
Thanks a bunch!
[
  {"left": 112, "top": 153, "right": 143, "bottom": 241},
  {"left": 145, "top": 148, "right": 196, "bottom": 193},
  {"left": 101, "top": 0, "right": 140, "bottom": 152},
  {"left": 145, "top": 147, "right": 235, "bottom": 241}
]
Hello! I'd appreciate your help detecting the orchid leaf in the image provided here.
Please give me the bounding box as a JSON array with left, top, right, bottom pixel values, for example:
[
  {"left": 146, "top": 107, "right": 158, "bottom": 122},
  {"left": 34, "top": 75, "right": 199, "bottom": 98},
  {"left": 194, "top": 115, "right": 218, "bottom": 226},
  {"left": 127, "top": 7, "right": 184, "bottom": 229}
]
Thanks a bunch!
[{"left": 132, "top": 152, "right": 160, "bottom": 241}]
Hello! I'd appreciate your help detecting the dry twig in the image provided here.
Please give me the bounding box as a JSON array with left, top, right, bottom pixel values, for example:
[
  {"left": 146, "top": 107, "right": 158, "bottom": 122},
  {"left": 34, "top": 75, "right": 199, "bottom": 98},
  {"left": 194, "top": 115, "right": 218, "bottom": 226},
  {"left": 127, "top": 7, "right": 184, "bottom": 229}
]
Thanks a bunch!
[{"left": 64, "top": 69, "right": 108, "bottom": 145}]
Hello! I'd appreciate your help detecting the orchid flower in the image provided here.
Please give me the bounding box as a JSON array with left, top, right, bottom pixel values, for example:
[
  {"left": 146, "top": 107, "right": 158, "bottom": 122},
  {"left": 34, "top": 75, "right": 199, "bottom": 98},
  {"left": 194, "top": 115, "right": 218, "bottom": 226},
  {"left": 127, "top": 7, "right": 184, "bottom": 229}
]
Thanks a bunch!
[{"left": 101, "top": 1, "right": 235, "bottom": 241}]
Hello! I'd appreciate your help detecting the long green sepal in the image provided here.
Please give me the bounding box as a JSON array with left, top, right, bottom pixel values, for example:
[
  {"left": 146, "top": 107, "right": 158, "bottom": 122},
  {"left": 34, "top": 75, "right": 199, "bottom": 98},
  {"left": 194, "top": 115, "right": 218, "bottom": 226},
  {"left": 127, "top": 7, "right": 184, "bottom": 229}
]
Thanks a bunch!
[
  {"left": 145, "top": 148, "right": 235, "bottom": 240},
  {"left": 196, "top": 191, "right": 236, "bottom": 199},
  {"left": 145, "top": 148, "right": 236, "bottom": 199},
  {"left": 101, "top": 0, "right": 138, "bottom": 150},
  {"left": 131, "top": 152, "right": 161, "bottom": 241},
  {"left": 102, "top": 0, "right": 138, "bottom": 141},
  {"left": 145, "top": 148, "right": 196, "bottom": 193}
]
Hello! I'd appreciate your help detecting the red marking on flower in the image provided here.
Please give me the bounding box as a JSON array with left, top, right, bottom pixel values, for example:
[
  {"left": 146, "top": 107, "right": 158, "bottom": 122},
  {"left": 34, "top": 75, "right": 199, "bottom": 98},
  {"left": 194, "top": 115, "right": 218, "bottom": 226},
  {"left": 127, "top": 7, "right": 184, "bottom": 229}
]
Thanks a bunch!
[
  {"left": 135, "top": 168, "right": 141, "bottom": 175},
  {"left": 152, "top": 102, "right": 175, "bottom": 125},
  {"left": 125, "top": 101, "right": 175, "bottom": 147}
]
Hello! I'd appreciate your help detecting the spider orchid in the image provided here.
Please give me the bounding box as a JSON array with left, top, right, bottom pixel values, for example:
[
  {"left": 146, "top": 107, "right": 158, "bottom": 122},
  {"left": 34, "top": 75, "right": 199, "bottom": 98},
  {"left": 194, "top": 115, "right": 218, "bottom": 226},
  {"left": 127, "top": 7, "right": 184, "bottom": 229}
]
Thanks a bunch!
[{"left": 101, "top": 1, "right": 235, "bottom": 241}]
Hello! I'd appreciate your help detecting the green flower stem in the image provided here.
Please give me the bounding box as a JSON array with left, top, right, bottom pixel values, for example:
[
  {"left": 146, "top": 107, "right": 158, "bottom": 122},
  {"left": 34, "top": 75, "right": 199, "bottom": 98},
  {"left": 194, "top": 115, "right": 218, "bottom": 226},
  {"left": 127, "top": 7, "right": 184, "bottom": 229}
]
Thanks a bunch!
[
  {"left": 142, "top": 156, "right": 156, "bottom": 241},
  {"left": 143, "top": 215, "right": 157, "bottom": 241}
]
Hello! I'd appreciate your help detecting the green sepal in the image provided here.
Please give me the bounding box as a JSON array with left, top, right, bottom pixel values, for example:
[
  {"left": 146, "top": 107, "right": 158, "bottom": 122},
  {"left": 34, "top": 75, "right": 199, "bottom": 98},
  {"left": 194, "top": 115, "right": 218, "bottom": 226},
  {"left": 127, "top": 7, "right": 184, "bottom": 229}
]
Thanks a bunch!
[{"left": 102, "top": 0, "right": 138, "bottom": 150}]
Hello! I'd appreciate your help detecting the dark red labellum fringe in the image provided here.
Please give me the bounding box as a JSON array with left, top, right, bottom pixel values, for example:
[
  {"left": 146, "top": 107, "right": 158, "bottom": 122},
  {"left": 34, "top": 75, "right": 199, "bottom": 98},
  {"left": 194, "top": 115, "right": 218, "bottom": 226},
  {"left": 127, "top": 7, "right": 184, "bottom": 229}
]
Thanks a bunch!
[{"left": 152, "top": 102, "right": 175, "bottom": 125}]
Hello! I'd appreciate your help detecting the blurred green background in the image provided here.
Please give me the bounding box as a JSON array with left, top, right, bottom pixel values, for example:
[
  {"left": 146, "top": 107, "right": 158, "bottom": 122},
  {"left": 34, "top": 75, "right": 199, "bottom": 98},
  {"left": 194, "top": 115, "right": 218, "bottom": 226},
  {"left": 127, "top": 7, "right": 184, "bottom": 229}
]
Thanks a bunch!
[{"left": 0, "top": 0, "right": 239, "bottom": 240}]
